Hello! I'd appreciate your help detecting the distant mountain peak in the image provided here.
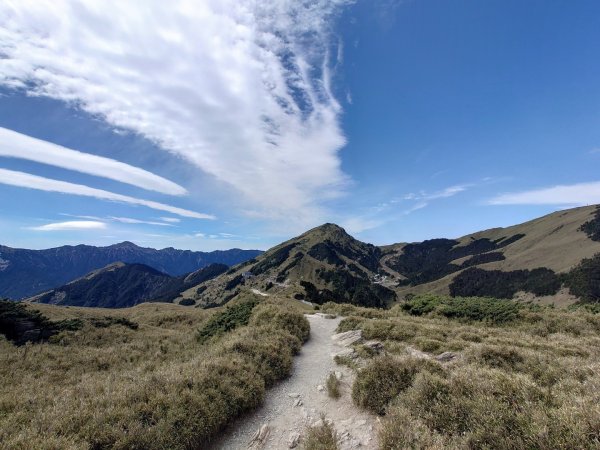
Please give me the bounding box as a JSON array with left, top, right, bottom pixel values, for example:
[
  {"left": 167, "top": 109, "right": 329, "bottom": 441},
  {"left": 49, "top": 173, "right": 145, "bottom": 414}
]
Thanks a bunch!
[
  {"left": 110, "top": 241, "right": 140, "bottom": 249},
  {"left": 300, "top": 223, "right": 351, "bottom": 242}
]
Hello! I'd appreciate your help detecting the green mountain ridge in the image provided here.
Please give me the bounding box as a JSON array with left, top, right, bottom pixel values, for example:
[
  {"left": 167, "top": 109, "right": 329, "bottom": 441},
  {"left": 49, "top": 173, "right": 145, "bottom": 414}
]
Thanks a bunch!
[
  {"left": 29, "top": 262, "right": 228, "bottom": 308},
  {"left": 181, "top": 205, "right": 600, "bottom": 308}
]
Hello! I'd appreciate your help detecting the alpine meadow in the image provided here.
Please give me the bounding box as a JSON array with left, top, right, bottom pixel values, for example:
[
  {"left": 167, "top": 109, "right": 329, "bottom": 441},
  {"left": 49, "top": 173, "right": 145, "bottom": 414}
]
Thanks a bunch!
[{"left": 2, "top": 1, "right": 600, "bottom": 449}]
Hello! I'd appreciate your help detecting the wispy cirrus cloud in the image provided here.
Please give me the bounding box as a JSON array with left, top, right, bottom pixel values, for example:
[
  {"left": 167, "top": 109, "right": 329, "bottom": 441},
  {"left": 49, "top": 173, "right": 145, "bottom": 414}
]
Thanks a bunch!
[
  {"left": 109, "top": 217, "right": 175, "bottom": 227},
  {"left": 402, "top": 184, "right": 471, "bottom": 202},
  {"left": 489, "top": 181, "right": 600, "bottom": 206},
  {"left": 339, "top": 183, "right": 474, "bottom": 235},
  {"left": 0, "top": 128, "right": 186, "bottom": 196},
  {"left": 0, "top": 168, "right": 214, "bottom": 219},
  {"left": 0, "top": 0, "right": 352, "bottom": 227},
  {"left": 395, "top": 184, "right": 473, "bottom": 215},
  {"left": 159, "top": 217, "right": 180, "bottom": 223},
  {"left": 30, "top": 220, "right": 106, "bottom": 231}
]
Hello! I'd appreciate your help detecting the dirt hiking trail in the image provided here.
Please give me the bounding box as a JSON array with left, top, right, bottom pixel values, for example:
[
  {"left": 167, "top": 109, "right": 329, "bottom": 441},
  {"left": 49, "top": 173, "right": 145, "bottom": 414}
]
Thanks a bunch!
[{"left": 209, "top": 313, "right": 378, "bottom": 449}]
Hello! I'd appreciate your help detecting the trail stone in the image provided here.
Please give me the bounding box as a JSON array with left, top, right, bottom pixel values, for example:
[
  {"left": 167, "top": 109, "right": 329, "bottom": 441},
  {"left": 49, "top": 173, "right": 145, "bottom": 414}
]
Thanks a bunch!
[
  {"left": 333, "top": 348, "right": 358, "bottom": 360},
  {"left": 288, "top": 432, "right": 301, "bottom": 448},
  {"left": 248, "top": 424, "right": 270, "bottom": 448},
  {"left": 435, "top": 351, "right": 459, "bottom": 363},
  {"left": 288, "top": 393, "right": 301, "bottom": 398},
  {"left": 315, "top": 313, "right": 337, "bottom": 319},
  {"left": 332, "top": 329, "right": 363, "bottom": 347},
  {"left": 405, "top": 346, "right": 432, "bottom": 360}
]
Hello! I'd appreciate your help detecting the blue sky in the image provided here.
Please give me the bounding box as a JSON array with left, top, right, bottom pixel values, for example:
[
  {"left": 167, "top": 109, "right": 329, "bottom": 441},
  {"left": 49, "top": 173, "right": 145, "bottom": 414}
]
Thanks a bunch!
[{"left": 1, "top": 0, "right": 599, "bottom": 251}]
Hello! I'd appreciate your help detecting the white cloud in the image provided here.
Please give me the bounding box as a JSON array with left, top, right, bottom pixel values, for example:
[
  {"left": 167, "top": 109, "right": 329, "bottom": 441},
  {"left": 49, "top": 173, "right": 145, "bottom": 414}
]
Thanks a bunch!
[
  {"left": 59, "top": 213, "right": 104, "bottom": 221},
  {"left": 0, "top": 0, "right": 352, "bottom": 226},
  {"left": 489, "top": 181, "right": 600, "bottom": 206},
  {"left": 403, "top": 184, "right": 470, "bottom": 202},
  {"left": 30, "top": 220, "right": 106, "bottom": 231},
  {"left": 340, "top": 217, "right": 383, "bottom": 234},
  {"left": 159, "top": 217, "right": 180, "bottom": 223},
  {"left": 110, "top": 217, "right": 175, "bottom": 226},
  {"left": 397, "top": 184, "right": 472, "bottom": 215},
  {"left": 0, "top": 127, "right": 187, "bottom": 196},
  {"left": 0, "top": 168, "right": 215, "bottom": 219}
]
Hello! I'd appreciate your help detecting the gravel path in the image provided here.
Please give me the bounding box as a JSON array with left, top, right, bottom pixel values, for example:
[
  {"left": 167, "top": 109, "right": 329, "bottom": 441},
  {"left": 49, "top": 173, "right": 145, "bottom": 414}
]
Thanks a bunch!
[{"left": 209, "top": 314, "right": 378, "bottom": 449}]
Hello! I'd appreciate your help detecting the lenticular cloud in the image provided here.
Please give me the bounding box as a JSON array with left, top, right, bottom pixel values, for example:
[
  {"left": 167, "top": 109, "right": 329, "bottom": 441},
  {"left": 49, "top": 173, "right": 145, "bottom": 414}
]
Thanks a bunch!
[{"left": 0, "top": 0, "right": 351, "bottom": 225}]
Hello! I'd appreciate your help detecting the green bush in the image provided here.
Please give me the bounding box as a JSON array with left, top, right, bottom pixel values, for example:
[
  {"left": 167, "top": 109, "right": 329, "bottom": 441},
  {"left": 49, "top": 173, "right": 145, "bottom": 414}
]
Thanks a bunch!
[
  {"left": 400, "top": 294, "right": 443, "bottom": 316},
  {"left": 196, "top": 299, "right": 259, "bottom": 343},
  {"left": 450, "top": 267, "right": 560, "bottom": 299},
  {"left": 89, "top": 316, "right": 139, "bottom": 330},
  {"left": 401, "top": 295, "right": 521, "bottom": 324},
  {"left": 579, "top": 206, "right": 600, "bottom": 241},
  {"left": 179, "top": 298, "right": 196, "bottom": 306},
  {"left": 563, "top": 254, "right": 600, "bottom": 302},
  {"left": 336, "top": 316, "right": 365, "bottom": 333},
  {"left": 0, "top": 300, "right": 64, "bottom": 345},
  {"left": 352, "top": 356, "right": 442, "bottom": 415}
]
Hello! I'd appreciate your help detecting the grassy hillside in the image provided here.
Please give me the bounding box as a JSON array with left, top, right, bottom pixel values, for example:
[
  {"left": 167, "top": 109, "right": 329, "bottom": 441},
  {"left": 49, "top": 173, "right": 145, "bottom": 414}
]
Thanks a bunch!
[
  {"left": 322, "top": 297, "right": 600, "bottom": 448},
  {"left": 0, "top": 296, "right": 310, "bottom": 449},
  {"left": 384, "top": 205, "right": 600, "bottom": 302}
]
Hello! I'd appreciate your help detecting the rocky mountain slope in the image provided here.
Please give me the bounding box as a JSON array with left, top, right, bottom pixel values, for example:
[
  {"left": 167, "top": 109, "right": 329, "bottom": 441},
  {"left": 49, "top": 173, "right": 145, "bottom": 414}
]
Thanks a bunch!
[
  {"left": 179, "top": 223, "right": 398, "bottom": 308},
  {"left": 0, "top": 241, "right": 261, "bottom": 299},
  {"left": 29, "top": 262, "right": 228, "bottom": 308},
  {"left": 181, "top": 205, "right": 600, "bottom": 307}
]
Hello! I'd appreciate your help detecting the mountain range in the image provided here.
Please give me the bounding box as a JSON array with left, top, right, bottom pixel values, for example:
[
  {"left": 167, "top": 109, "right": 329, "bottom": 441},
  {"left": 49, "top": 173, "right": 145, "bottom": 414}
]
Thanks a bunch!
[
  {"left": 0, "top": 242, "right": 261, "bottom": 299},
  {"left": 177, "top": 205, "right": 600, "bottom": 308},
  {"left": 16, "top": 204, "right": 600, "bottom": 309},
  {"left": 29, "top": 262, "right": 228, "bottom": 308}
]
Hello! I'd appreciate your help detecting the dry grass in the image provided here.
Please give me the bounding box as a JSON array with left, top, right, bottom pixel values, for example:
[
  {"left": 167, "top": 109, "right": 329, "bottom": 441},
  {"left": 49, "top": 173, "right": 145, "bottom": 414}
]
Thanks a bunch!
[
  {"left": 326, "top": 372, "right": 341, "bottom": 399},
  {"left": 303, "top": 416, "right": 339, "bottom": 450},
  {"left": 0, "top": 298, "right": 309, "bottom": 449},
  {"left": 322, "top": 298, "right": 600, "bottom": 449}
]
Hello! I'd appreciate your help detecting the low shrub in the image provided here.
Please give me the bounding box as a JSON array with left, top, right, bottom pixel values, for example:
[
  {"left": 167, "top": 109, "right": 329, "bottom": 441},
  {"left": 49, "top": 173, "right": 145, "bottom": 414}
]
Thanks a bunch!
[
  {"left": 402, "top": 294, "right": 521, "bottom": 324},
  {"left": 450, "top": 267, "right": 560, "bottom": 298},
  {"left": 326, "top": 373, "right": 340, "bottom": 399},
  {"left": 196, "top": 299, "right": 259, "bottom": 343},
  {"left": 335, "top": 316, "right": 365, "bottom": 333},
  {"left": 563, "top": 254, "right": 600, "bottom": 302},
  {"left": 89, "top": 316, "right": 139, "bottom": 330},
  {"left": 179, "top": 298, "right": 196, "bottom": 306},
  {"left": 0, "top": 300, "right": 80, "bottom": 345},
  {"left": 249, "top": 302, "right": 310, "bottom": 343},
  {"left": 333, "top": 354, "right": 358, "bottom": 369},
  {"left": 352, "top": 356, "right": 442, "bottom": 415},
  {"left": 303, "top": 416, "right": 338, "bottom": 450}
]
